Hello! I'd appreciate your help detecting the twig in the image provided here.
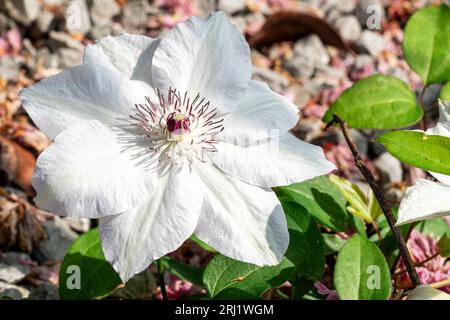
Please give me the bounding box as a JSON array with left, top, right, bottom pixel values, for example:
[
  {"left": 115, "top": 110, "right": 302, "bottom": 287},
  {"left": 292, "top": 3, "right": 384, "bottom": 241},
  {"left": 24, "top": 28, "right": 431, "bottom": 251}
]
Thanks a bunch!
[
  {"left": 328, "top": 114, "right": 421, "bottom": 288},
  {"left": 157, "top": 259, "right": 168, "bottom": 300},
  {"left": 390, "top": 221, "right": 417, "bottom": 274}
]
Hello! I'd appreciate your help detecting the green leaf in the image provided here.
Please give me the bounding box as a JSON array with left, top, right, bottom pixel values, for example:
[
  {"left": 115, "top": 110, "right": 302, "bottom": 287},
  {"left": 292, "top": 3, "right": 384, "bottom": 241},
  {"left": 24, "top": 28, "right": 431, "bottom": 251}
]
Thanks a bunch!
[
  {"left": 377, "top": 130, "right": 450, "bottom": 175},
  {"left": 329, "top": 175, "right": 372, "bottom": 222},
  {"left": 437, "top": 233, "right": 450, "bottom": 257},
  {"left": 275, "top": 176, "right": 351, "bottom": 232},
  {"left": 441, "top": 83, "right": 450, "bottom": 101},
  {"left": 202, "top": 255, "right": 295, "bottom": 299},
  {"left": 322, "top": 74, "right": 422, "bottom": 129},
  {"left": 323, "top": 233, "right": 347, "bottom": 255},
  {"left": 59, "top": 229, "right": 121, "bottom": 300},
  {"left": 403, "top": 4, "right": 450, "bottom": 84},
  {"left": 282, "top": 201, "right": 325, "bottom": 280},
  {"left": 160, "top": 257, "right": 204, "bottom": 286},
  {"left": 190, "top": 235, "right": 217, "bottom": 253},
  {"left": 290, "top": 274, "right": 315, "bottom": 299},
  {"left": 416, "top": 218, "right": 450, "bottom": 239},
  {"left": 334, "top": 235, "right": 391, "bottom": 300},
  {"left": 369, "top": 210, "right": 410, "bottom": 267}
]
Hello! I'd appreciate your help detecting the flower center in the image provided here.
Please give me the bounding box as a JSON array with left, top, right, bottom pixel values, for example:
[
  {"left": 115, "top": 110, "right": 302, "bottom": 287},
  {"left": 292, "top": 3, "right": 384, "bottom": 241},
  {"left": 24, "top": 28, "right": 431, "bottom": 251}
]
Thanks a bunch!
[
  {"left": 166, "top": 111, "right": 190, "bottom": 142},
  {"left": 129, "top": 88, "right": 224, "bottom": 174}
]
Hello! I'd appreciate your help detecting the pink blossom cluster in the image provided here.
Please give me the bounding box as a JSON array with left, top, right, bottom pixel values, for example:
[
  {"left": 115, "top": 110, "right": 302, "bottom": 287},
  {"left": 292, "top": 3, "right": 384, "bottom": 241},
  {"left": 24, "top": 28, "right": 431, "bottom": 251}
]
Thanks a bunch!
[
  {"left": 154, "top": 0, "right": 198, "bottom": 28},
  {"left": 398, "top": 230, "right": 450, "bottom": 293},
  {"left": 155, "top": 274, "right": 196, "bottom": 300}
]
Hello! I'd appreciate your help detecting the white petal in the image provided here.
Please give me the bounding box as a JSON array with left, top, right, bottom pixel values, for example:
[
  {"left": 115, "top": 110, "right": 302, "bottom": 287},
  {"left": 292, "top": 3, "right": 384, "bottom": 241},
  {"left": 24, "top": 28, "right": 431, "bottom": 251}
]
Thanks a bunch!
[
  {"left": 425, "top": 101, "right": 450, "bottom": 184},
  {"left": 220, "top": 80, "right": 299, "bottom": 145},
  {"left": 210, "top": 133, "right": 336, "bottom": 188},
  {"left": 194, "top": 163, "right": 289, "bottom": 266},
  {"left": 151, "top": 11, "right": 251, "bottom": 113},
  {"left": 20, "top": 63, "right": 153, "bottom": 139},
  {"left": 33, "top": 120, "right": 156, "bottom": 218},
  {"left": 407, "top": 285, "right": 450, "bottom": 300},
  {"left": 397, "top": 179, "right": 450, "bottom": 225},
  {"left": 99, "top": 168, "right": 202, "bottom": 282},
  {"left": 84, "top": 33, "right": 160, "bottom": 86}
]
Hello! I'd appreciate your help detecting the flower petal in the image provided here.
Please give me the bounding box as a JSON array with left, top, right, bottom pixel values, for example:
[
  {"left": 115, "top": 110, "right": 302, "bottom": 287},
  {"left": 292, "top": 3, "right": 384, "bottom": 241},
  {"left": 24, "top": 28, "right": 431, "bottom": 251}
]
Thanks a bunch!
[
  {"left": 194, "top": 163, "right": 289, "bottom": 266},
  {"left": 397, "top": 179, "right": 450, "bottom": 225},
  {"left": 20, "top": 63, "right": 153, "bottom": 139},
  {"left": 220, "top": 80, "right": 299, "bottom": 145},
  {"left": 33, "top": 120, "right": 156, "bottom": 218},
  {"left": 84, "top": 33, "right": 160, "bottom": 86},
  {"left": 99, "top": 168, "right": 202, "bottom": 282},
  {"left": 426, "top": 101, "right": 450, "bottom": 184},
  {"left": 151, "top": 11, "right": 251, "bottom": 113},
  {"left": 210, "top": 133, "right": 336, "bottom": 188}
]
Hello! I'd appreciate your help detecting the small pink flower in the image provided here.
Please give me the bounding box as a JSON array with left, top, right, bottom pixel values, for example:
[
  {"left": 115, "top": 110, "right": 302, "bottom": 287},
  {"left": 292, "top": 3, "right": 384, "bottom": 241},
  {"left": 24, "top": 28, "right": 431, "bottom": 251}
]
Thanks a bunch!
[{"left": 398, "top": 230, "right": 450, "bottom": 293}]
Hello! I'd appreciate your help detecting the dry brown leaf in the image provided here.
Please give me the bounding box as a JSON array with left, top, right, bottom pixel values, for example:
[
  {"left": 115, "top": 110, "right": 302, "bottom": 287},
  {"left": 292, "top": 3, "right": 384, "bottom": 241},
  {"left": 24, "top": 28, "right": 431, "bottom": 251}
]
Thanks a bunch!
[
  {"left": 249, "top": 11, "right": 347, "bottom": 50},
  {"left": 0, "top": 190, "right": 44, "bottom": 253},
  {"left": 0, "top": 136, "right": 36, "bottom": 196}
]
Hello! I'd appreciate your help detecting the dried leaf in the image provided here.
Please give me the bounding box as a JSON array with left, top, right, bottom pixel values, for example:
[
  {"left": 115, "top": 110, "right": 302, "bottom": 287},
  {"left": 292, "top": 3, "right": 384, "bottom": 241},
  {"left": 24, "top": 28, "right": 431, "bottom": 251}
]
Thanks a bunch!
[
  {"left": 249, "top": 11, "right": 347, "bottom": 50},
  {"left": 0, "top": 191, "right": 44, "bottom": 253},
  {"left": 0, "top": 136, "right": 36, "bottom": 196}
]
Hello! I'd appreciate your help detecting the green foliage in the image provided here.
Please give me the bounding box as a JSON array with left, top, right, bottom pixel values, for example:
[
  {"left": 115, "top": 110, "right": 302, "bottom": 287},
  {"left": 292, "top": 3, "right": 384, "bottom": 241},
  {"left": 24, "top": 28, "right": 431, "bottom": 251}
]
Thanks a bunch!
[
  {"left": 275, "top": 176, "right": 352, "bottom": 232},
  {"left": 282, "top": 200, "right": 325, "bottom": 280},
  {"left": 323, "top": 233, "right": 347, "bottom": 256},
  {"left": 322, "top": 75, "right": 422, "bottom": 129},
  {"left": 159, "top": 256, "right": 204, "bottom": 286},
  {"left": 202, "top": 254, "right": 295, "bottom": 299},
  {"left": 416, "top": 218, "right": 450, "bottom": 239},
  {"left": 437, "top": 233, "right": 450, "bottom": 257},
  {"left": 329, "top": 175, "right": 372, "bottom": 222},
  {"left": 59, "top": 228, "right": 121, "bottom": 300},
  {"left": 377, "top": 130, "right": 450, "bottom": 175},
  {"left": 334, "top": 235, "right": 391, "bottom": 300},
  {"left": 403, "top": 4, "right": 450, "bottom": 84},
  {"left": 190, "top": 235, "right": 217, "bottom": 253},
  {"left": 441, "top": 83, "right": 450, "bottom": 101}
]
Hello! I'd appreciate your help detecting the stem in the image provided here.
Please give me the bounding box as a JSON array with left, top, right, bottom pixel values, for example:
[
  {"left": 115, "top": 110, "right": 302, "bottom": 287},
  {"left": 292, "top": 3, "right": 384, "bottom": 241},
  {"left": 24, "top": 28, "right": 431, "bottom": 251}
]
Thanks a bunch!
[
  {"left": 395, "top": 252, "right": 440, "bottom": 277},
  {"left": 430, "top": 278, "right": 450, "bottom": 289},
  {"left": 391, "top": 221, "right": 417, "bottom": 274},
  {"left": 157, "top": 259, "right": 168, "bottom": 300},
  {"left": 328, "top": 114, "right": 421, "bottom": 288}
]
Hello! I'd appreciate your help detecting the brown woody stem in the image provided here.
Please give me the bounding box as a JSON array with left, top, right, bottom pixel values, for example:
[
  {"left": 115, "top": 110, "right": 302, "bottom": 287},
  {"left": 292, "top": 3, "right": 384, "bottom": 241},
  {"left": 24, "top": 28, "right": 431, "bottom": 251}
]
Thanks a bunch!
[{"left": 328, "top": 114, "right": 421, "bottom": 288}]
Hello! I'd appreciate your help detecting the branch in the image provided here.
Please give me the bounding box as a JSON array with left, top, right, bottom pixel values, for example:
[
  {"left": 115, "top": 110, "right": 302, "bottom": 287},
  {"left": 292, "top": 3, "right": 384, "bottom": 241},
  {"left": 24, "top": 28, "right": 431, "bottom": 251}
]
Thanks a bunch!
[{"left": 328, "top": 114, "right": 421, "bottom": 288}]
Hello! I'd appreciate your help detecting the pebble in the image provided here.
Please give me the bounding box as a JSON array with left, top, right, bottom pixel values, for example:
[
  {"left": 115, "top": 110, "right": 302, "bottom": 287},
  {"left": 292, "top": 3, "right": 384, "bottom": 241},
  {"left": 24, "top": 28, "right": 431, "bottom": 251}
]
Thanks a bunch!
[
  {"left": 3, "top": 0, "right": 42, "bottom": 26},
  {"left": 252, "top": 65, "right": 289, "bottom": 92},
  {"left": 38, "top": 216, "right": 78, "bottom": 261},
  {"left": 64, "top": 0, "right": 91, "bottom": 34},
  {"left": 0, "top": 263, "right": 30, "bottom": 284},
  {"left": 0, "top": 57, "right": 21, "bottom": 81},
  {"left": 334, "top": 15, "right": 362, "bottom": 42},
  {"left": 0, "top": 281, "right": 31, "bottom": 299},
  {"left": 374, "top": 152, "right": 403, "bottom": 183},
  {"left": 218, "top": 0, "right": 246, "bottom": 15},
  {"left": 284, "top": 35, "right": 330, "bottom": 79},
  {"left": 56, "top": 47, "right": 83, "bottom": 69},
  {"left": 356, "top": 30, "right": 387, "bottom": 56}
]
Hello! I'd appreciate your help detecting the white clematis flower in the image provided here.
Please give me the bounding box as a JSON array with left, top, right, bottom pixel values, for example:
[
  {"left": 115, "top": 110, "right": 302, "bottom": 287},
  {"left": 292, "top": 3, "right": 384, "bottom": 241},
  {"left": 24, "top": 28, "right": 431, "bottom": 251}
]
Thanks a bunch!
[
  {"left": 397, "top": 101, "right": 450, "bottom": 225},
  {"left": 20, "top": 12, "right": 336, "bottom": 282}
]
